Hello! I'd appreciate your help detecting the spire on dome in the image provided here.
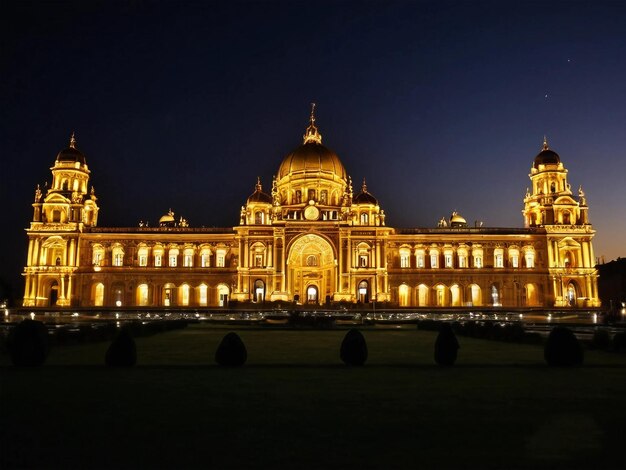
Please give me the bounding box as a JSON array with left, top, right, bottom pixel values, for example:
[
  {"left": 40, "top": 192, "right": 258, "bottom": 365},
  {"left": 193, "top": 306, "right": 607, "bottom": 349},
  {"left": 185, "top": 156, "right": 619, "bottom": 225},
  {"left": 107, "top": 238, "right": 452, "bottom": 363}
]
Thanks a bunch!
[
  {"left": 70, "top": 132, "right": 77, "bottom": 149},
  {"left": 255, "top": 176, "right": 262, "bottom": 192},
  {"left": 362, "top": 178, "right": 368, "bottom": 193},
  {"left": 542, "top": 135, "right": 549, "bottom": 150},
  {"left": 303, "top": 102, "right": 322, "bottom": 144}
]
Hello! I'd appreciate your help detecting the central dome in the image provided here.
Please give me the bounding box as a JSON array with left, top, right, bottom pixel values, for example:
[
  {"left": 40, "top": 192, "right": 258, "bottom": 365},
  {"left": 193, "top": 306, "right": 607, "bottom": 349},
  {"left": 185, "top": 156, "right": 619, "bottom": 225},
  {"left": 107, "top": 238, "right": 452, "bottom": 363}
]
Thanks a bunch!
[
  {"left": 277, "top": 141, "right": 347, "bottom": 181},
  {"left": 533, "top": 137, "right": 561, "bottom": 168}
]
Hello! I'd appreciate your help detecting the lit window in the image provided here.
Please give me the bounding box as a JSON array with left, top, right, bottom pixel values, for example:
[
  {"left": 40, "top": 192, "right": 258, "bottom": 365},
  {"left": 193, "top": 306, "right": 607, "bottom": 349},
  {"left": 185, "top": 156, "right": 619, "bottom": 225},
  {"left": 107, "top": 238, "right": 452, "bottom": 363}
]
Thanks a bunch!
[
  {"left": 416, "top": 252, "right": 425, "bottom": 268},
  {"left": 155, "top": 254, "right": 162, "bottom": 267},
  {"left": 92, "top": 245, "right": 104, "bottom": 266},
  {"left": 255, "top": 254, "right": 263, "bottom": 267},
  {"left": 360, "top": 213, "right": 369, "bottom": 225},
  {"left": 458, "top": 254, "right": 467, "bottom": 268},
  {"left": 306, "top": 255, "right": 318, "bottom": 267},
  {"left": 139, "top": 255, "right": 147, "bottom": 267},
  {"left": 511, "top": 255, "right": 519, "bottom": 268},
  {"left": 400, "top": 249, "right": 410, "bottom": 268},
  {"left": 201, "top": 253, "right": 210, "bottom": 267},
  {"left": 525, "top": 251, "right": 535, "bottom": 268},
  {"left": 216, "top": 250, "right": 226, "bottom": 267},
  {"left": 430, "top": 253, "right": 438, "bottom": 269},
  {"left": 113, "top": 253, "right": 123, "bottom": 267},
  {"left": 360, "top": 255, "right": 369, "bottom": 267},
  {"left": 444, "top": 253, "right": 453, "bottom": 268},
  {"left": 474, "top": 256, "right": 482, "bottom": 268},
  {"left": 169, "top": 255, "right": 177, "bottom": 267},
  {"left": 494, "top": 249, "right": 504, "bottom": 268},
  {"left": 184, "top": 253, "right": 193, "bottom": 267}
]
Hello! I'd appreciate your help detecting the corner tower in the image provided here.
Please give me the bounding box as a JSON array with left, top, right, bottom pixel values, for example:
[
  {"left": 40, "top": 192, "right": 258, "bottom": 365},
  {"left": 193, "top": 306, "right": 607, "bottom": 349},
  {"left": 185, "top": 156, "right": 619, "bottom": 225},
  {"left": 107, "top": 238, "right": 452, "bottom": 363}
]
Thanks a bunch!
[
  {"left": 523, "top": 138, "right": 600, "bottom": 307},
  {"left": 23, "top": 134, "right": 99, "bottom": 306}
]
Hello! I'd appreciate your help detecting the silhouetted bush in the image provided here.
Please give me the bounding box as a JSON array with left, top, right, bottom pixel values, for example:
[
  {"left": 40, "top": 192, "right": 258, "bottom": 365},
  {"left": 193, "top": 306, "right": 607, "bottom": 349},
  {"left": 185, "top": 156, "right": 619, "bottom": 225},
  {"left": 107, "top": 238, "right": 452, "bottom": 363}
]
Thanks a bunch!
[
  {"left": 8, "top": 320, "right": 50, "bottom": 366},
  {"left": 215, "top": 332, "right": 247, "bottom": 367},
  {"left": 591, "top": 329, "right": 611, "bottom": 350},
  {"left": 612, "top": 332, "right": 626, "bottom": 353},
  {"left": 340, "top": 329, "right": 368, "bottom": 366},
  {"left": 434, "top": 323, "right": 460, "bottom": 366},
  {"left": 105, "top": 329, "right": 137, "bottom": 367},
  {"left": 544, "top": 327, "right": 583, "bottom": 366}
]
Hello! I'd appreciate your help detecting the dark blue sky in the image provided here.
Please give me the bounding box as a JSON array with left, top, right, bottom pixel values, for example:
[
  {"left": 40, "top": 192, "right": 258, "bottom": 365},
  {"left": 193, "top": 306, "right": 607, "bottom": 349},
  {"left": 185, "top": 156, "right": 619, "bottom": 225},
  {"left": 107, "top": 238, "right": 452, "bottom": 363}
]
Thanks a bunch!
[{"left": 1, "top": 0, "right": 625, "bottom": 300}]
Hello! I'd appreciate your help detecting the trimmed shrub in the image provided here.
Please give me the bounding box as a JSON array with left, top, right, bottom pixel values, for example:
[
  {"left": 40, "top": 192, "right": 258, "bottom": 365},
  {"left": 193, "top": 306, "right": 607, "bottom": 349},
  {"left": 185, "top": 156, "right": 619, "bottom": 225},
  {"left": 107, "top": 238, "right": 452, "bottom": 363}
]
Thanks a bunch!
[
  {"left": 434, "top": 323, "right": 460, "bottom": 366},
  {"left": 591, "top": 329, "right": 611, "bottom": 350},
  {"left": 544, "top": 327, "right": 583, "bottom": 366},
  {"left": 8, "top": 319, "right": 50, "bottom": 366},
  {"left": 612, "top": 332, "right": 626, "bottom": 353},
  {"left": 340, "top": 329, "right": 368, "bottom": 366},
  {"left": 215, "top": 332, "right": 247, "bottom": 367},
  {"left": 105, "top": 329, "right": 137, "bottom": 367}
]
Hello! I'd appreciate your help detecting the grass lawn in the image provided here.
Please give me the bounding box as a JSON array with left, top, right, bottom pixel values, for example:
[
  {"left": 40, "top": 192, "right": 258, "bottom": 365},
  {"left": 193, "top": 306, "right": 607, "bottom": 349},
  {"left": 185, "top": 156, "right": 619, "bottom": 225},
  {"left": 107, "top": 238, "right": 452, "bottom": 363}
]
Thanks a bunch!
[{"left": 2, "top": 324, "right": 626, "bottom": 469}]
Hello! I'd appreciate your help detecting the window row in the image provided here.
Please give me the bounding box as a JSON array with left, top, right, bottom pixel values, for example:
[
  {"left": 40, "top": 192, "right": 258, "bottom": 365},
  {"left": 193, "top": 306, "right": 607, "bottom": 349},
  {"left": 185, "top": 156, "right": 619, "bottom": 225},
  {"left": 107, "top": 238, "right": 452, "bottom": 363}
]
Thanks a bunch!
[
  {"left": 92, "top": 245, "right": 228, "bottom": 268},
  {"left": 397, "top": 247, "right": 535, "bottom": 269}
]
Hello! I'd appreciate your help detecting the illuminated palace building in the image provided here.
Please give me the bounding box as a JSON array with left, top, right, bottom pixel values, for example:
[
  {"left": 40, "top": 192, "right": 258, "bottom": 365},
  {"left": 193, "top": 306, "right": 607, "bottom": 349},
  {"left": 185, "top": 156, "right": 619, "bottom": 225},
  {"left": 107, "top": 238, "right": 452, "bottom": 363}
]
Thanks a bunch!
[{"left": 23, "top": 108, "right": 601, "bottom": 309}]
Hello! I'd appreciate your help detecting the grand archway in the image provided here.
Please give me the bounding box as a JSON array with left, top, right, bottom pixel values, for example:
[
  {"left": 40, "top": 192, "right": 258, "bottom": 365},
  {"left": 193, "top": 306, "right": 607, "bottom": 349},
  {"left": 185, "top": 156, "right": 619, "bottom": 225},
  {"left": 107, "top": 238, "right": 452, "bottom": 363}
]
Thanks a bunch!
[{"left": 287, "top": 234, "right": 336, "bottom": 304}]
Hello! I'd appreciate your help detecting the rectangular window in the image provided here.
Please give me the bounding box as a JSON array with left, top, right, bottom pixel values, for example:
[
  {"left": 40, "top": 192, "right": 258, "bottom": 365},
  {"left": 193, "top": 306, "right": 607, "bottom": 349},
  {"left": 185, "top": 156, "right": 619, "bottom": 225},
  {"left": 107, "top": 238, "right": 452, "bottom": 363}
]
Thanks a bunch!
[
  {"left": 155, "top": 255, "right": 162, "bottom": 267},
  {"left": 525, "top": 253, "right": 535, "bottom": 268},
  {"left": 511, "top": 255, "right": 519, "bottom": 268},
  {"left": 495, "top": 254, "right": 503, "bottom": 268},
  {"left": 430, "top": 254, "right": 438, "bottom": 268},
  {"left": 169, "top": 255, "right": 177, "bottom": 267},
  {"left": 184, "top": 254, "right": 193, "bottom": 267},
  {"left": 459, "top": 256, "right": 466, "bottom": 268},
  {"left": 217, "top": 254, "right": 225, "bottom": 267},
  {"left": 139, "top": 255, "right": 147, "bottom": 267},
  {"left": 445, "top": 254, "right": 453, "bottom": 268},
  {"left": 255, "top": 254, "right": 263, "bottom": 267},
  {"left": 201, "top": 254, "right": 210, "bottom": 267},
  {"left": 417, "top": 255, "right": 425, "bottom": 268},
  {"left": 359, "top": 255, "right": 368, "bottom": 268},
  {"left": 93, "top": 253, "right": 101, "bottom": 266},
  {"left": 400, "top": 255, "right": 410, "bottom": 268},
  {"left": 113, "top": 254, "right": 123, "bottom": 267},
  {"left": 474, "top": 257, "right": 482, "bottom": 268}
]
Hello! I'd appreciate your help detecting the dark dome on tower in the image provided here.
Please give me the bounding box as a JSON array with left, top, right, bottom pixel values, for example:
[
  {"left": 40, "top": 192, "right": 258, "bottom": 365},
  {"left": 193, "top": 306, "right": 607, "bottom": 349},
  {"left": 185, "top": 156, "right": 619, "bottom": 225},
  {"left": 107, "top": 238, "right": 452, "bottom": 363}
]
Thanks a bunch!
[
  {"left": 247, "top": 178, "right": 272, "bottom": 204},
  {"left": 353, "top": 179, "right": 378, "bottom": 205},
  {"left": 533, "top": 138, "right": 560, "bottom": 168},
  {"left": 56, "top": 133, "right": 86, "bottom": 165}
]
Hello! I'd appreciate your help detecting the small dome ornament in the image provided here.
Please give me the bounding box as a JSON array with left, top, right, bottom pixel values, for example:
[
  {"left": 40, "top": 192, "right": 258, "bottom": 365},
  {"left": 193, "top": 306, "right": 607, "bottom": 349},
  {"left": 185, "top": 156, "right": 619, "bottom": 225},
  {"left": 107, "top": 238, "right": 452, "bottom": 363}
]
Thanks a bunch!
[
  {"left": 70, "top": 132, "right": 77, "bottom": 149},
  {"left": 303, "top": 102, "right": 322, "bottom": 144}
]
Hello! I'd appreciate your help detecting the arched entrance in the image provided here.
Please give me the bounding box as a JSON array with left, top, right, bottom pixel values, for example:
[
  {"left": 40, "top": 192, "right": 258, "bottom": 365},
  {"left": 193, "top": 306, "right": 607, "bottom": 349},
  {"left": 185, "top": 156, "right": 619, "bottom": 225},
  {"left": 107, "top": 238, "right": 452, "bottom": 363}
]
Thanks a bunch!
[
  {"left": 357, "top": 280, "right": 369, "bottom": 303},
  {"left": 217, "top": 283, "right": 229, "bottom": 307},
  {"left": 491, "top": 283, "right": 501, "bottom": 306},
  {"left": 306, "top": 285, "right": 318, "bottom": 304},
  {"left": 287, "top": 234, "right": 336, "bottom": 305},
  {"left": 49, "top": 281, "right": 59, "bottom": 306},
  {"left": 398, "top": 284, "right": 409, "bottom": 307},
  {"left": 254, "top": 279, "right": 265, "bottom": 303},
  {"left": 566, "top": 281, "right": 577, "bottom": 307},
  {"left": 94, "top": 282, "right": 104, "bottom": 307}
]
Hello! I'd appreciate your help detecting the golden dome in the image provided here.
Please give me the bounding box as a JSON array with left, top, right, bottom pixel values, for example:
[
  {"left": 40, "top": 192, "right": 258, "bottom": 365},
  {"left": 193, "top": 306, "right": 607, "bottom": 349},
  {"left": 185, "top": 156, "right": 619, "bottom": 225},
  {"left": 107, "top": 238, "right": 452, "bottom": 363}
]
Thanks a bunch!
[
  {"left": 450, "top": 211, "right": 467, "bottom": 227},
  {"left": 159, "top": 209, "right": 175, "bottom": 225},
  {"left": 277, "top": 142, "right": 347, "bottom": 181},
  {"left": 277, "top": 104, "right": 347, "bottom": 182}
]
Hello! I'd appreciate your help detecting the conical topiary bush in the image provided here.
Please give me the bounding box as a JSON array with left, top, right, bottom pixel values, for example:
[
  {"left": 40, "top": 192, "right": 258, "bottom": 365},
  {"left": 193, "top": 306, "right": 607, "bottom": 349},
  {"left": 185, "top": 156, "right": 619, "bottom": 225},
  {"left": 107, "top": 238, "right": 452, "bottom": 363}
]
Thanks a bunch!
[
  {"left": 340, "top": 328, "right": 368, "bottom": 366},
  {"left": 9, "top": 319, "right": 50, "bottom": 366},
  {"left": 544, "top": 326, "right": 583, "bottom": 366},
  {"left": 434, "top": 322, "right": 460, "bottom": 366},
  {"left": 215, "top": 332, "right": 247, "bottom": 367},
  {"left": 105, "top": 328, "right": 137, "bottom": 367}
]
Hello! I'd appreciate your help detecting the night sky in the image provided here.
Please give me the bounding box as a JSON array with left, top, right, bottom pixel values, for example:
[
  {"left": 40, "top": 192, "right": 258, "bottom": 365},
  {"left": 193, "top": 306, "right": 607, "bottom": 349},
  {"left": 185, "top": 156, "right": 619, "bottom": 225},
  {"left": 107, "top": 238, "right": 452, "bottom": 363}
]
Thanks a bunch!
[{"left": 1, "top": 0, "right": 625, "bottom": 302}]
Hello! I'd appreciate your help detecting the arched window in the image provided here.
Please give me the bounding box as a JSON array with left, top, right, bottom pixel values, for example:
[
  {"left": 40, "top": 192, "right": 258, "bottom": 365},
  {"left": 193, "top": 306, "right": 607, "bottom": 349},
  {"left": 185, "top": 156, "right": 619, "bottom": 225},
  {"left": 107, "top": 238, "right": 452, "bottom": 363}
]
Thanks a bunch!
[
  {"left": 417, "top": 284, "right": 429, "bottom": 306},
  {"left": 198, "top": 284, "right": 208, "bottom": 306},
  {"left": 137, "top": 245, "right": 149, "bottom": 267},
  {"left": 429, "top": 249, "right": 439, "bottom": 269},
  {"left": 112, "top": 244, "right": 124, "bottom": 267},
  {"left": 306, "top": 254, "right": 318, "bottom": 267},
  {"left": 137, "top": 284, "right": 149, "bottom": 306},
  {"left": 509, "top": 248, "right": 520, "bottom": 268},
  {"left": 168, "top": 248, "right": 179, "bottom": 267},
  {"left": 399, "top": 248, "right": 411, "bottom": 268},
  {"left": 153, "top": 245, "right": 164, "bottom": 267},
  {"left": 254, "top": 279, "right": 265, "bottom": 303},
  {"left": 494, "top": 248, "right": 504, "bottom": 268},
  {"left": 399, "top": 284, "right": 409, "bottom": 307},
  {"left": 357, "top": 280, "right": 369, "bottom": 303},
  {"left": 180, "top": 284, "right": 190, "bottom": 306},
  {"left": 255, "top": 212, "right": 264, "bottom": 224},
  {"left": 524, "top": 248, "right": 535, "bottom": 268},
  {"left": 183, "top": 248, "right": 194, "bottom": 267},
  {"left": 92, "top": 244, "right": 105, "bottom": 266},
  {"left": 360, "top": 213, "right": 369, "bottom": 225},
  {"left": 457, "top": 246, "right": 468, "bottom": 268},
  {"left": 94, "top": 283, "right": 104, "bottom": 307},
  {"left": 472, "top": 247, "right": 483, "bottom": 268}
]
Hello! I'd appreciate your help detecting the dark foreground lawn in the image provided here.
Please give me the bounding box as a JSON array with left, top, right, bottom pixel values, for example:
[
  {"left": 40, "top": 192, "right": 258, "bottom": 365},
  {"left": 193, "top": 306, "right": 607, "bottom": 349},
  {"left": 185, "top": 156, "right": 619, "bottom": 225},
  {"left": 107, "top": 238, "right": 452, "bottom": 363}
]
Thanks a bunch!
[{"left": 1, "top": 324, "right": 626, "bottom": 469}]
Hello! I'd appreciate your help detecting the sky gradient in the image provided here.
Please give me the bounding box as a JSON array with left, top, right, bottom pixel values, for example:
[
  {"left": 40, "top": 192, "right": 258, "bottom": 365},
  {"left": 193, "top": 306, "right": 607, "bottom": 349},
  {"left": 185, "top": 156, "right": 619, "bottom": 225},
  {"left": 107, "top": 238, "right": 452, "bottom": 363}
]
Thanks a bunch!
[{"left": 1, "top": 0, "right": 625, "bottom": 301}]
